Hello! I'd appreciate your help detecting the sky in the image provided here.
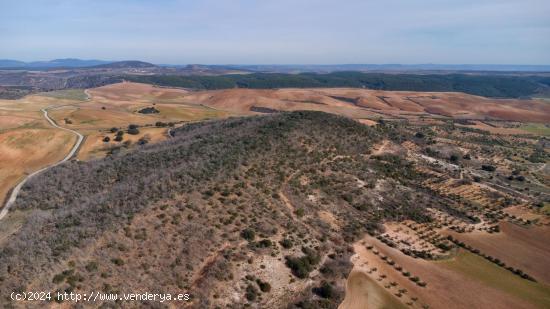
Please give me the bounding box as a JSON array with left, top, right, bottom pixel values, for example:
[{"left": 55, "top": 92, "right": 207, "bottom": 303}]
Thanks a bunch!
[{"left": 0, "top": 0, "right": 549, "bottom": 64}]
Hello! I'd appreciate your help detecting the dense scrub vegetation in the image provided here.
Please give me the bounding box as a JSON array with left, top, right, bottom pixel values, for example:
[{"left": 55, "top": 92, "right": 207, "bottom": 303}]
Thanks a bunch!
[
  {"left": 126, "top": 72, "right": 547, "bottom": 98},
  {"left": 0, "top": 111, "right": 448, "bottom": 308},
  {"left": 0, "top": 85, "right": 36, "bottom": 99}
]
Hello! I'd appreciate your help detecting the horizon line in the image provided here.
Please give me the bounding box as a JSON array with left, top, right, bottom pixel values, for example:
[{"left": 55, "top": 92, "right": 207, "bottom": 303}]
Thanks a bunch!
[{"left": 2, "top": 59, "right": 550, "bottom": 67}]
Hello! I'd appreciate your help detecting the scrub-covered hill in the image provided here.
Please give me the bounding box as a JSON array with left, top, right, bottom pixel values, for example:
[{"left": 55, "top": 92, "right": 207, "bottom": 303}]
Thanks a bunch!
[{"left": 1, "top": 111, "right": 433, "bottom": 308}]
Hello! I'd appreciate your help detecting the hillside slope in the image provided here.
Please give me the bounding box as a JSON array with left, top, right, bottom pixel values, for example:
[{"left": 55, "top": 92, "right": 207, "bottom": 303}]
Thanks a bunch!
[{"left": 1, "top": 111, "right": 436, "bottom": 308}]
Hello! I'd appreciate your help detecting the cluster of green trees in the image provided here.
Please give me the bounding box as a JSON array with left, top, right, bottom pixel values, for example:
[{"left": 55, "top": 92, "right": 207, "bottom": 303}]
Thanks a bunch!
[
  {"left": 127, "top": 72, "right": 546, "bottom": 98},
  {"left": 285, "top": 247, "right": 321, "bottom": 278}
]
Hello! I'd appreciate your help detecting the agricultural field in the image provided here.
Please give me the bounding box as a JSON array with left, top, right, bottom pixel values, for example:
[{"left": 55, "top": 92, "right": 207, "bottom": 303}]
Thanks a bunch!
[
  {"left": 177, "top": 87, "right": 550, "bottom": 123},
  {"left": 339, "top": 121, "right": 550, "bottom": 308},
  {"left": 518, "top": 123, "right": 550, "bottom": 137},
  {"left": 35, "top": 89, "right": 89, "bottom": 101},
  {"left": 47, "top": 83, "right": 229, "bottom": 160}
]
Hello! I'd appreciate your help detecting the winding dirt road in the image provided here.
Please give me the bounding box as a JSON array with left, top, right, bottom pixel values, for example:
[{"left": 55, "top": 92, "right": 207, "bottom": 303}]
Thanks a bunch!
[{"left": 0, "top": 107, "right": 84, "bottom": 221}]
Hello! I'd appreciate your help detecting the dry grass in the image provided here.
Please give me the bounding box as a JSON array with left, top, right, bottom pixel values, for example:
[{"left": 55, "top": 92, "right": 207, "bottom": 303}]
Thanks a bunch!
[
  {"left": 178, "top": 87, "right": 550, "bottom": 123},
  {"left": 0, "top": 127, "right": 75, "bottom": 204},
  {"left": 0, "top": 96, "right": 76, "bottom": 204},
  {"left": 78, "top": 127, "right": 169, "bottom": 160}
]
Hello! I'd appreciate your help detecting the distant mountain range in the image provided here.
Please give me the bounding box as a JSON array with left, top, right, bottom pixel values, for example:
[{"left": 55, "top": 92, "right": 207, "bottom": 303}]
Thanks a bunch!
[
  {"left": 0, "top": 58, "right": 113, "bottom": 68},
  {"left": 0, "top": 59, "right": 156, "bottom": 69},
  {"left": 0, "top": 59, "right": 549, "bottom": 72}
]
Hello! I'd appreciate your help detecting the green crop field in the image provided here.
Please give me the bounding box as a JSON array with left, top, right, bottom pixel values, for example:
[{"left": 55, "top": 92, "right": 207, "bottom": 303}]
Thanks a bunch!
[
  {"left": 519, "top": 123, "right": 550, "bottom": 136},
  {"left": 37, "top": 89, "right": 88, "bottom": 101},
  {"left": 441, "top": 250, "right": 550, "bottom": 308}
]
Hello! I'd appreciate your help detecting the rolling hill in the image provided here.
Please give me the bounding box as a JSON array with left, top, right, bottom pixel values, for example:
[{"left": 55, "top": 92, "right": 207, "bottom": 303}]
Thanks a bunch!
[
  {"left": 1, "top": 111, "right": 428, "bottom": 308},
  {"left": 1, "top": 109, "right": 548, "bottom": 308}
]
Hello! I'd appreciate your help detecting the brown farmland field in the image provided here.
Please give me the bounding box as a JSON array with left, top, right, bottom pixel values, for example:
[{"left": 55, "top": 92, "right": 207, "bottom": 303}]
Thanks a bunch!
[
  {"left": 177, "top": 87, "right": 550, "bottom": 123},
  {"left": 449, "top": 222, "right": 550, "bottom": 285},
  {"left": 351, "top": 234, "right": 548, "bottom": 309}
]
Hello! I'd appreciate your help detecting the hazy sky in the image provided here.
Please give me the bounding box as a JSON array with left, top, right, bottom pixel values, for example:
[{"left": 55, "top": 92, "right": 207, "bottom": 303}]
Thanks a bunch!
[{"left": 1, "top": 0, "right": 549, "bottom": 64}]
